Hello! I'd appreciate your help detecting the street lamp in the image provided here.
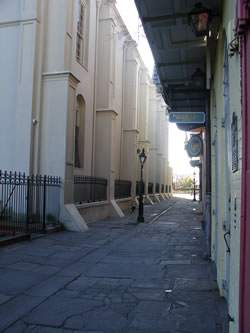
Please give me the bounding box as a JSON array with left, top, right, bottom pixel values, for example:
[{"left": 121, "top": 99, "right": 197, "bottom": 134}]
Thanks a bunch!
[
  {"left": 193, "top": 171, "right": 196, "bottom": 202},
  {"left": 137, "top": 148, "right": 147, "bottom": 223}
]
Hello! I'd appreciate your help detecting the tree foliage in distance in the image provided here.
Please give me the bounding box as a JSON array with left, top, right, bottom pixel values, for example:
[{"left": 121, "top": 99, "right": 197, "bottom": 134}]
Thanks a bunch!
[{"left": 174, "top": 175, "right": 193, "bottom": 190}]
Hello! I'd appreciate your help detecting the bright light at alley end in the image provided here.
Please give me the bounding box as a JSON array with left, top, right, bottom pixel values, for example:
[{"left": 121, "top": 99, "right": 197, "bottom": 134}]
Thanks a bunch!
[{"left": 188, "top": 2, "right": 211, "bottom": 37}]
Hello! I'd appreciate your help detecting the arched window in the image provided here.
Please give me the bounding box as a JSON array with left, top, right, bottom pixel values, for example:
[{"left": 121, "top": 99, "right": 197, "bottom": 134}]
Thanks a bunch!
[{"left": 74, "top": 95, "right": 86, "bottom": 168}]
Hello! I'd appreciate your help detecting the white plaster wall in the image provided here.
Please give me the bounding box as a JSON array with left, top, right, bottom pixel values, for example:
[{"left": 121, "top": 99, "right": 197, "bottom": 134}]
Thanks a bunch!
[
  {"left": 0, "top": 0, "right": 21, "bottom": 22},
  {"left": 0, "top": 0, "right": 39, "bottom": 173},
  {"left": 0, "top": 24, "right": 20, "bottom": 170}
]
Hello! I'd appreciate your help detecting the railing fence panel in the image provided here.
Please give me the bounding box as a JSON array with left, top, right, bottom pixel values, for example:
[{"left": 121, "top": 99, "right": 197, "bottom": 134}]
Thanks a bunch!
[
  {"left": 74, "top": 176, "right": 107, "bottom": 203},
  {"left": 0, "top": 171, "right": 60, "bottom": 234}
]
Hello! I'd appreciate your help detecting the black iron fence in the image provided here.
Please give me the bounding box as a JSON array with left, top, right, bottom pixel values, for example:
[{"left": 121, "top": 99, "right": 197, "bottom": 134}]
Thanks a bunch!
[
  {"left": 114, "top": 180, "right": 131, "bottom": 199},
  {"left": 0, "top": 171, "right": 61, "bottom": 234},
  {"left": 74, "top": 175, "right": 107, "bottom": 203},
  {"left": 148, "top": 182, "right": 153, "bottom": 194}
]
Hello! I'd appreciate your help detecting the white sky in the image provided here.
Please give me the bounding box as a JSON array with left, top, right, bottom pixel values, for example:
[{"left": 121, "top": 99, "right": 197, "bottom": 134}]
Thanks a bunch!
[{"left": 116, "top": 0, "right": 194, "bottom": 177}]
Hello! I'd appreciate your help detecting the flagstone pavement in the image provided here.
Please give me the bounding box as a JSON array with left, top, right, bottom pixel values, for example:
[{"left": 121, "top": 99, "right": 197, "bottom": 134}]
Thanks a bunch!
[{"left": 0, "top": 197, "right": 229, "bottom": 333}]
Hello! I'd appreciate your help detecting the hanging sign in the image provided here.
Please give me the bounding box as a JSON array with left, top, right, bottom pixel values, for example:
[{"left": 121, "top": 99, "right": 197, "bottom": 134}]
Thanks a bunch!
[
  {"left": 190, "top": 159, "right": 201, "bottom": 167},
  {"left": 187, "top": 135, "right": 203, "bottom": 157},
  {"left": 169, "top": 112, "right": 205, "bottom": 124}
]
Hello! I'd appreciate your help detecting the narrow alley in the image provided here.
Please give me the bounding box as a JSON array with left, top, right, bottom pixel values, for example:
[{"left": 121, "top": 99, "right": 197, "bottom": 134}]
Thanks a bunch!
[{"left": 0, "top": 198, "right": 228, "bottom": 333}]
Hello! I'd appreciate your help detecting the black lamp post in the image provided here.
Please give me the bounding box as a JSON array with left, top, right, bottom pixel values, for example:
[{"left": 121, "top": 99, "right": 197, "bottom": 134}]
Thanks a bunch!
[
  {"left": 137, "top": 148, "right": 147, "bottom": 223},
  {"left": 193, "top": 171, "right": 196, "bottom": 202},
  {"left": 188, "top": 3, "right": 211, "bottom": 37}
]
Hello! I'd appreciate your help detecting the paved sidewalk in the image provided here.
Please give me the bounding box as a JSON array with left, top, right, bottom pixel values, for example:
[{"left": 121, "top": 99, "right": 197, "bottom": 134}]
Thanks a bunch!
[{"left": 0, "top": 197, "right": 228, "bottom": 333}]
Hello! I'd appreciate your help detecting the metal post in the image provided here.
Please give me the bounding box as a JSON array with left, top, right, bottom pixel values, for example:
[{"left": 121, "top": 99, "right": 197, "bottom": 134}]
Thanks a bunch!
[
  {"left": 42, "top": 175, "right": 46, "bottom": 232},
  {"left": 199, "top": 164, "right": 202, "bottom": 202},
  {"left": 193, "top": 172, "right": 196, "bottom": 201},
  {"left": 26, "top": 175, "right": 30, "bottom": 232},
  {"left": 137, "top": 164, "right": 144, "bottom": 222},
  {"left": 204, "top": 90, "right": 211, "bottom": 259}
]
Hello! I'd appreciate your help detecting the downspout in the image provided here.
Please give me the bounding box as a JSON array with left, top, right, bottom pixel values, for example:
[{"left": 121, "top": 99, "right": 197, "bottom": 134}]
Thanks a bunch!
[
  {"left": 30, "top": 0, "right": 47, "bottom": 175},
  {"left": 91, "top": 0, "right": 101, "bottom": 176},
  {"left": 119, "top": 39, "right": 128, "bottom": 180},
  {"left": 204, "top": 90, "right": 211, "bottom": 259}
]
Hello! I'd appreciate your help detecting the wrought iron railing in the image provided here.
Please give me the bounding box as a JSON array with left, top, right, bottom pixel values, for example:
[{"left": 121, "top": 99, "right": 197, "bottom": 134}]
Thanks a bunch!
[
  {"left": 74, "top": 175, "right": 107, "bottom": 203},
  {"left": 148, "top": 182, "right": 153, "bottom": 194},
  {"left": 0, "top": 171, "right": 61, "bottom": 234},
  {"left": 114, "top": 180, "right": 131, "bottom": 199}
]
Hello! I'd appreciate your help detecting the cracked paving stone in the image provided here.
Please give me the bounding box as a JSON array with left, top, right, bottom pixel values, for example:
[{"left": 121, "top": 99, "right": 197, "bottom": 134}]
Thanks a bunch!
[
  {"left": 64, "top": 305, "right": 129, "bottom": 332},
  {"left": 55, "top": 289, "right": 81, "bottom": 298},
  {"left": 133, "top": 300, "right": 172, "bottom": 315},
  {"left": 0, "top": 268, "right": 48, "bottom": 295},
  {"left": 130, "top": 313, "right": 177, "bottom": 331},
  {"left": 131, "top": 279, "right": 171, "bottom": 289},
  {"left": 126, "top": 288, "right": 166, "bottom": 301},
  {"left": 173, "top": 278, "right": 219, "bottom": 291},
  {"left": 178, "top": 314, "right": 222, "bottom": 333},
  {"left": 109, "top": 302, "right": 137, "bottom": 317},
  {"left": 0, "top": 293, "right": 12, "bottom": 305},
  {"left": 5, "top": 323, "right": 103, "bottom": 333},
  {"left": 3, "top": 321, "right": 27, "bottom": 333},
  {"left": 66, "top": 277, "right": 100, "bottom": 291},
  {"left": 86, "top": 263, "right": 164, "bottom": 279},
  {"left": 165, "top": 264, "right": 209, "bottom": 279},
  {"left": 23, "top": 297, "right": 102, "bottom": 327}
]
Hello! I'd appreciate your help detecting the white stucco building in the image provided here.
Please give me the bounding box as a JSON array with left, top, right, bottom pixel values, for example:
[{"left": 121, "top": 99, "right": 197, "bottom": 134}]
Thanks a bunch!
[{"left": 0, "top": 0, "right": 172, "bottom": 229}]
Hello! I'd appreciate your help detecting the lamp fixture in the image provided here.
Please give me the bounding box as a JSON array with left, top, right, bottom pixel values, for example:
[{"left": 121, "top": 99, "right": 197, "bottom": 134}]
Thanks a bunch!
[
  {"left": 188, "top": 2, "right": 212, "bottom": 37},
  {"left": 191, "top": 68, "right": 206, "bottom": 89},
  {"left": 139, "top": 148, "right": 147, "bottom": 166}
]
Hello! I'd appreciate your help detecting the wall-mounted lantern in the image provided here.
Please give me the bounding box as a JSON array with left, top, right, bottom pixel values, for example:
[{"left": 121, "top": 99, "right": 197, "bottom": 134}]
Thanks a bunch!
[
  {"left": 188, "top": 3, "right": 212, "bottom": 37},
  {"left": 191, "top": 68, "right": 206, "bottom": 89}
]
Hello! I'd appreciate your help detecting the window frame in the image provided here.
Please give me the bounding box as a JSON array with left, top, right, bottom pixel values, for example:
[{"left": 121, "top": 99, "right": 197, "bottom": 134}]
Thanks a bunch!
[{"left": 76, "top": 0, "right": 86, "bottom": 65}]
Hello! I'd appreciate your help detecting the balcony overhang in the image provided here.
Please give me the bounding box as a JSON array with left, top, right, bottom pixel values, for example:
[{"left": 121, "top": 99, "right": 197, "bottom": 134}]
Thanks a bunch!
[{"left": 134, "top": 0, "right": 220, "bottom": 125}]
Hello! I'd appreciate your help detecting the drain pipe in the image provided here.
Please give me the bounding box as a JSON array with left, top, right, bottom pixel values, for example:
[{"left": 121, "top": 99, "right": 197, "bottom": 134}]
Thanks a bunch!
[
  {"left": 91, "top": 0, "right": 102, "bottom": 176},
  {"left": 204, "top": 90, "right": 211, "bottom": 259}
]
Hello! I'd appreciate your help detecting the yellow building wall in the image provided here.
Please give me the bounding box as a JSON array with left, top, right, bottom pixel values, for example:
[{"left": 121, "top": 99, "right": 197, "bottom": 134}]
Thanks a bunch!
[{"left": 210, "top": 0, "right": 242, "bottom": 332}]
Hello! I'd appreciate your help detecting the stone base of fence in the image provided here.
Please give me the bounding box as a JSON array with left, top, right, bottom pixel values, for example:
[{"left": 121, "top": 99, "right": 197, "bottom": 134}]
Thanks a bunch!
[
  {"left": 60, "top": 204, "right": 88, "bottom": 232},
  {"left": 75, "top": 198, "right": 128, "bottom": 224},
  {"left": 115, "top": 197, "right": 132, "bottom": 213},
  {"left": 144, "top": 196, "right": 154, "bottom": 205}
]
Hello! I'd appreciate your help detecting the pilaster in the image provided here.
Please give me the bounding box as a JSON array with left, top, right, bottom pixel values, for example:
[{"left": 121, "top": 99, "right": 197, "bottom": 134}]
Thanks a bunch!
[
  {"left": 120, "top": 129, "right": 139, "bottom": 196},
  {"left": 95, "top": 109, "right": 118, "bottom": 200},
  {"left": 40, "top": 71, "right": 80, "bottom": 204}
]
